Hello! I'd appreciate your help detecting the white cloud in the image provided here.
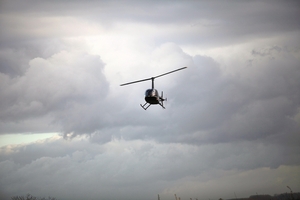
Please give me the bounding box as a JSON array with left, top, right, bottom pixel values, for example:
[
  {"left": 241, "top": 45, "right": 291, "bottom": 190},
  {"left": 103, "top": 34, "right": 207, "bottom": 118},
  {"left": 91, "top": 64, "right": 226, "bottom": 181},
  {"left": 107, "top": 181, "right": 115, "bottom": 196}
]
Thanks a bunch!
[{"left": 0, "top": 49, "right": 109, "bottom": 135}]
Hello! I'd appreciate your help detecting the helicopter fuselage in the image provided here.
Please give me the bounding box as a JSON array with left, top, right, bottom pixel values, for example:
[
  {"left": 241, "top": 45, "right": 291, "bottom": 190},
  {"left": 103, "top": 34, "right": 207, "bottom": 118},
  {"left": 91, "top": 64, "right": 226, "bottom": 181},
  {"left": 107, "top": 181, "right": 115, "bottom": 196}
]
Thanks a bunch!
[
  {"left": 139, "top": 88, "right": 165, "bottom": 110},
  {"left": 145, "top": 89, "right": 161, "bottom": 104}
]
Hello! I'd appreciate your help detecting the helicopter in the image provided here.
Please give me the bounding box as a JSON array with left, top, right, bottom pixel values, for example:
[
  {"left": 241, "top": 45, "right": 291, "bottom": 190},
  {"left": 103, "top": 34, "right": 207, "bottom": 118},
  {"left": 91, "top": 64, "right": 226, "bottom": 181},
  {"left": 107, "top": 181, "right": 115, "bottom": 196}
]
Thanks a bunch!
[{"left": 120, "top": 66, "right": 187, "bottom": 110}]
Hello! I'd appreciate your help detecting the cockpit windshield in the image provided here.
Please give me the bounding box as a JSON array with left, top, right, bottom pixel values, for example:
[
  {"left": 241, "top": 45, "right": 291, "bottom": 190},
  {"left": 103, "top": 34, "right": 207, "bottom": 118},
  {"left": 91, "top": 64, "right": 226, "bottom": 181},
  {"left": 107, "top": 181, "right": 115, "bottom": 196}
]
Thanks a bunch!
[{"left": 145, "top": 89, "right": 158, "bottom": 97}]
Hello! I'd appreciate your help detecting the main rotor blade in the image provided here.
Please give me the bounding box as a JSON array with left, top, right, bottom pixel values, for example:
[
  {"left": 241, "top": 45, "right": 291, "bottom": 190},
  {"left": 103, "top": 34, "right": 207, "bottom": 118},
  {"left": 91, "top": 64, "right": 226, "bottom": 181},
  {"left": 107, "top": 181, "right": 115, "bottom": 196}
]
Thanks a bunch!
[
  {"left": 120, "top": 66, "right": 187, "bottom": 86},
  {"left": 154, "top": 66, "right": 187, "bottom": 79},
  {"left": 120, "top": 77, "right": 153, "bottom": 86}
]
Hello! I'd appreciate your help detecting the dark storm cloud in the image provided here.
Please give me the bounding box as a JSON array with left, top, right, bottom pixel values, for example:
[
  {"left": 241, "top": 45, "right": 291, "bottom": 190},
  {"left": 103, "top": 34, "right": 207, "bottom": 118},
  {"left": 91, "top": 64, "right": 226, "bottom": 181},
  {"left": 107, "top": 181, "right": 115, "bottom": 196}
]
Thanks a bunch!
[
  {"left": 0, "top": 137, "right": 299, "bottom": 200},
  {"left": 1, "top": 1, "right": 300, "bottom": 47}
]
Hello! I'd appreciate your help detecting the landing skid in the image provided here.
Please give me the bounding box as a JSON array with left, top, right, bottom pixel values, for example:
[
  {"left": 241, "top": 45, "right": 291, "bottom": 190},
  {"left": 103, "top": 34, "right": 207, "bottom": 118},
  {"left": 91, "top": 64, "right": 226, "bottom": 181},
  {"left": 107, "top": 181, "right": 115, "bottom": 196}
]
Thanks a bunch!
[
  {"left": 140, "top": 102, "right": 165, "bottom": 110},
  {"left": 140, "top": 102, "right": 151, "bottom": 110}
]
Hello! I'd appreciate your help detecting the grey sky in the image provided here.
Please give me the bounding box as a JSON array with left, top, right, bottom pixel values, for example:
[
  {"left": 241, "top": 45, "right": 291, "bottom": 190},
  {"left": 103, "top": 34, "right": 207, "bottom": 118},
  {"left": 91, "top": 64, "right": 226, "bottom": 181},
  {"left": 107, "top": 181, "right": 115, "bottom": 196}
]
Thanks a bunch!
[{"left": 0, "top": 1, "right": 300, "bottom": 200}]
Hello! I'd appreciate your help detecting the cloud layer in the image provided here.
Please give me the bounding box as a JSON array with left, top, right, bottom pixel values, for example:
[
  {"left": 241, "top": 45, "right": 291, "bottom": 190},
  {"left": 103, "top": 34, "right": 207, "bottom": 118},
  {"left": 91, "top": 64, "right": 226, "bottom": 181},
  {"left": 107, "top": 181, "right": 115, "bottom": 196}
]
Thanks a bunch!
[
  {"left": 0, "top": 1, "right": 300, "bottom": 200},
  {"left": 1, "top": 136, "right": 300, "bottom": 200}
]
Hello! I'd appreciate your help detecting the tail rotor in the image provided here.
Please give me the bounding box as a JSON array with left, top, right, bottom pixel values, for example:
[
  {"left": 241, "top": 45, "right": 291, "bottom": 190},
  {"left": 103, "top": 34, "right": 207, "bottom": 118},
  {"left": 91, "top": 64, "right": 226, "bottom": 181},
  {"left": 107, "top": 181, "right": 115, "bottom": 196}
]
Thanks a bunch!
[{"left": 161, "top": 91, "right": 167, "bottom": 108}]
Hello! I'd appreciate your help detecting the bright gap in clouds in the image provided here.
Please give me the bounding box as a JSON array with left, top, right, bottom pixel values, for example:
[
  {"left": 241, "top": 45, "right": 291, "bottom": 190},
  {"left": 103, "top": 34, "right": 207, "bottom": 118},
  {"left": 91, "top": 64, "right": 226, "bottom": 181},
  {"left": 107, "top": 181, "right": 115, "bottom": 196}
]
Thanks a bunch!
[{"left": 0, "top": 133, "right": 59, "bottom": 147}]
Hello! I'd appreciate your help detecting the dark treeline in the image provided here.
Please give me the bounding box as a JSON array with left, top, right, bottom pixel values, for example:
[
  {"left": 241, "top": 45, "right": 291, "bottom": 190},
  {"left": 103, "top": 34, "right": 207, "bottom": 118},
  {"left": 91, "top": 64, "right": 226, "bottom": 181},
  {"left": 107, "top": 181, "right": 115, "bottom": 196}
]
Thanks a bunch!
[{"left": 226, "top": 193, "right": 300, "bottom": 200}]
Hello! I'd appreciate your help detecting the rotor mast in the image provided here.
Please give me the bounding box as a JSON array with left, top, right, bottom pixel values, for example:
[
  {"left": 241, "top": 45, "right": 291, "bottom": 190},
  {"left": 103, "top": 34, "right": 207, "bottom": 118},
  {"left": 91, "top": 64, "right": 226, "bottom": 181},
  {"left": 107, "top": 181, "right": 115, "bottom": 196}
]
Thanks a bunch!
[{"left": 151, "top": 77, "right": 154, "bottom": 89}]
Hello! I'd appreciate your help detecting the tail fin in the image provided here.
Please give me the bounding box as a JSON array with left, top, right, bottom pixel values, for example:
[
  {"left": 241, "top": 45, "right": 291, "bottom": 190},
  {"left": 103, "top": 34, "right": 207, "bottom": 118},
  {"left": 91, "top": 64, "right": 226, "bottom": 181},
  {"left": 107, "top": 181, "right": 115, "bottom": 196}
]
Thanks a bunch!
[{"left": 161, "top": 91, "right": 167, "bottom": 101}]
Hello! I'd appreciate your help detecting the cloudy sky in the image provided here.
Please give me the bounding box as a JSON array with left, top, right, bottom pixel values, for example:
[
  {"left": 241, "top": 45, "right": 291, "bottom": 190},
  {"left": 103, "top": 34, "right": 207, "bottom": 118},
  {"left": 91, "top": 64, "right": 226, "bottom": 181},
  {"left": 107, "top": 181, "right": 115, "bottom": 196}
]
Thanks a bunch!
[{"left": 0, "top": 1, "right": 300, "bottom": 200}]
